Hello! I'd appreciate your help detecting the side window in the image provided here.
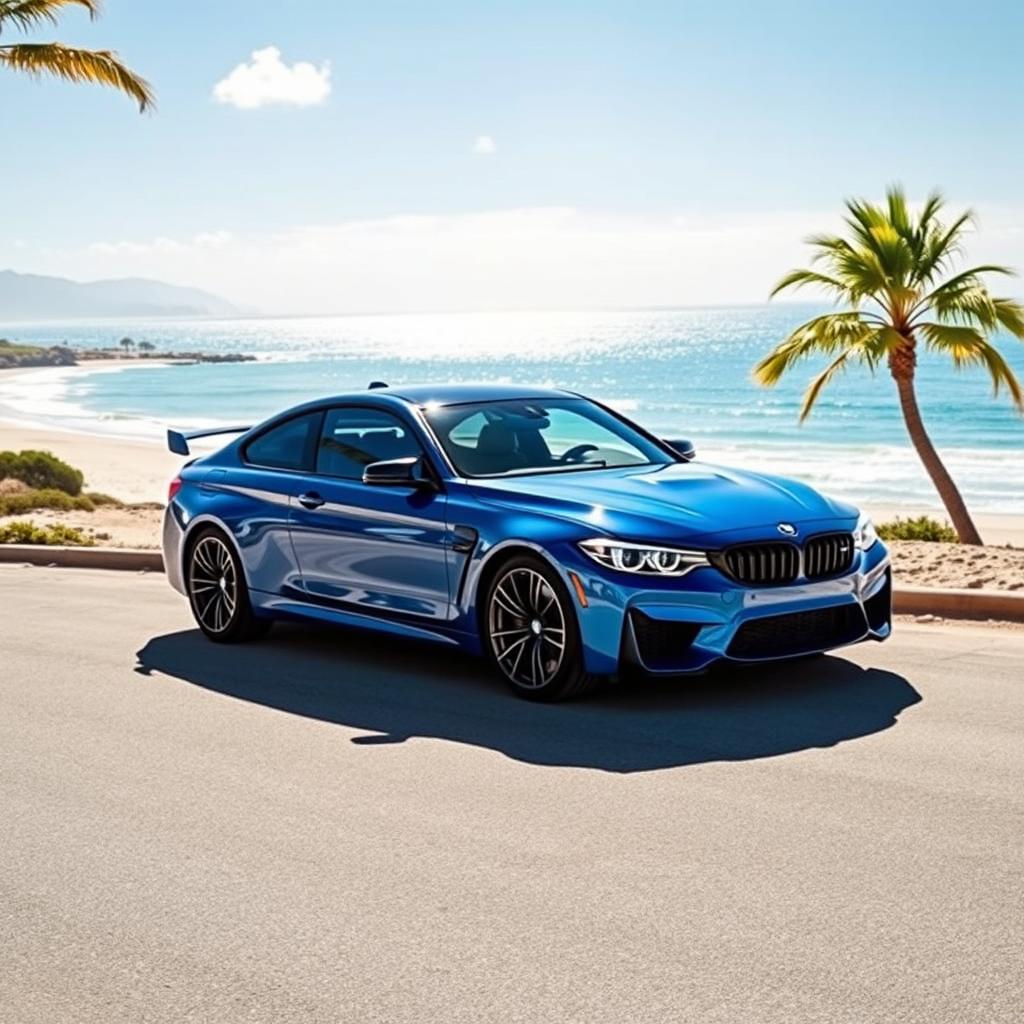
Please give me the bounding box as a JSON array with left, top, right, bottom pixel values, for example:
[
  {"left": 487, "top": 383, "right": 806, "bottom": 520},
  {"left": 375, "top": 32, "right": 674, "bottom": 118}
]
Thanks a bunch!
[
  {"left": 316, "top": 408, "right": 422, "bottom": 480},
  {"left": 243, "top": 411, "right": 321, "bottom": 471}
]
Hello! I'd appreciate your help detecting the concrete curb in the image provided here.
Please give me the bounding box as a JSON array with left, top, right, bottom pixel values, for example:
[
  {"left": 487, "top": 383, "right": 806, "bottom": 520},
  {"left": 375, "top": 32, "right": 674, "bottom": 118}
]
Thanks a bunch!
[
  {"left": 0, "top": 545, "right": 163, "bottom": 572},
  {"left": 2, "top": 546, "right": 1023, "bottom": 622},
  {"left": 892, "top": 584, "right": 1024, "bottom": 623}
]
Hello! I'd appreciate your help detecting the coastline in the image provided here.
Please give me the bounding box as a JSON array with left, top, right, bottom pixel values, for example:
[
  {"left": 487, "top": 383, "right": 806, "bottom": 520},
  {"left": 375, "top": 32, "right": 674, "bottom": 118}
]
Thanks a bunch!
[{"left": 0, "top": 360, "right": 187, "bottom": 503}]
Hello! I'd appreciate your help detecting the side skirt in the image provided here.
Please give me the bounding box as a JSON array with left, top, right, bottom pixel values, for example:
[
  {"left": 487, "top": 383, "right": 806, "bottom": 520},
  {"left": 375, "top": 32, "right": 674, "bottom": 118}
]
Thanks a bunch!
[{"left": 251, "top": 590, "right": 475, "bottom": 649}]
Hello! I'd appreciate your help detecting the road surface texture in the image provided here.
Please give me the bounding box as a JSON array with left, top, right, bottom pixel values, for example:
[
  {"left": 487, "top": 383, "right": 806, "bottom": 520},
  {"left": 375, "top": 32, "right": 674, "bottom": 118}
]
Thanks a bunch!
[{"left": 1, "top": 566, "right": 1021, "bottom": 1024}]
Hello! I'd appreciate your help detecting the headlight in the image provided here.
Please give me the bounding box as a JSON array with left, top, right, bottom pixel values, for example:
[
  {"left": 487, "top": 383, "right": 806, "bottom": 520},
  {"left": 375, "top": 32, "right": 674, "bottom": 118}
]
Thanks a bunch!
[
  {"left": 854, "top": 512, "right": 878, "bottom": 551},
  {"left": 578, "top": 538, "right": 709, "bottom": 576}
]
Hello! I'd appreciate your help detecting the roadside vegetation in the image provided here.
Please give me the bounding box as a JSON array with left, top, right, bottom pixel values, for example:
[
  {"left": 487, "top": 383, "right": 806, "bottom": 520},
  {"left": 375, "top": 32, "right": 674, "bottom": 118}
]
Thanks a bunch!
[
  {"left": 0, "top": 451, "right": 159, "bottom": 545},
  {"left": 0, "top": 449, "right": 84, "bottom": 494},
  {"left": 0, "top": 520, "right": 94, "bottom": 546},
  {"left": 0, "top": 484, "right": 121, "bottom": 516},
  {"left": 757, "top": 185, "right": 1024, "bottom": 546},
  {"left": 876, "top": 516, "right": 959, "bottom": 544}
]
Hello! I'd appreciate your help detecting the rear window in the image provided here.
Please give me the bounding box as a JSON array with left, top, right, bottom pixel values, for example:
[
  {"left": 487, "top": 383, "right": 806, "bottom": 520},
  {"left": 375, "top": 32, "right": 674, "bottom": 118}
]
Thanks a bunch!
[{"left": 243, "top": 412, "right": 321, "bottom": 470}]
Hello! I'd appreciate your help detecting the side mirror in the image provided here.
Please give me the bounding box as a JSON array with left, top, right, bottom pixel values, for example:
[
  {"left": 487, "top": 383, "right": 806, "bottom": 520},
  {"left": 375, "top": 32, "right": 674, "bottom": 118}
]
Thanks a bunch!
[
  {"left": 362, "top": 456, "right": 434, "bottom": 488},
  {"left": 664, "top": 438, "right": 696, "bottom": 462}
]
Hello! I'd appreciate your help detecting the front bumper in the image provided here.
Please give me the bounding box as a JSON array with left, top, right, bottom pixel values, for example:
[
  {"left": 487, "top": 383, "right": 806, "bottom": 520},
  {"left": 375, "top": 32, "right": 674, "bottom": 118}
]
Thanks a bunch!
[{"left": 564, "top": 542, "right": 892, "bottom": 676}]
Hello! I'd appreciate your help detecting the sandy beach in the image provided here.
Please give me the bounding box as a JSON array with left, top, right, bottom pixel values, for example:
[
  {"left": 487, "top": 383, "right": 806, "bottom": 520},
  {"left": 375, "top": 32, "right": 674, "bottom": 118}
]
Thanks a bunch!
[
  {"left": 1, "top": 361, "right": 1022, "bottom": 591},
  {"left": 0, "top": 360, "right": 187, "bottom": 502},
  {"left": 0, "top": 421, "right": 185, "bottom": 504}
]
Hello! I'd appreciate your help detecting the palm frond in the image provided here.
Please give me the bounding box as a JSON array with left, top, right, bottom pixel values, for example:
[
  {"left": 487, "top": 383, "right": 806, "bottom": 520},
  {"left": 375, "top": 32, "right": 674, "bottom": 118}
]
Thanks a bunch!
[
  {"left": 831, "top": 246, "right": 890, "bottom": 302},
  {"left": 753, "top": 313, "right": 876, "bottom": 387},
  {"left": 931, "top": 284, "right": 998, "bottom": 330},
  {"left": 924, "top": 264, "right": 1016, "bottom": 300},
  {"left": 842, "top": 198, "right": 890, "bottom": 262},
  {"left": 916, "top": 189, "right": 945, "bottom": 230},
  {"left": 0, "top": 0, "right": 98, "bottom": 34},
  {"left": 769, "top": 268, "right": 851, "bottom": 300},
  {"left": 806, "top": 233, "right": 854, "bottom": 255},
  {"left": 868, "top": 221, "right": 914, "bottom": 282},
  {"left": 0, "top": 41, "right": 153, "bottom": 110},
  {"left": 917, "top": 265, "right": 1017, "bottom": 328},
  {"left": 992, "top": 297, "right": 1024, "bottom": 339},
  {"left": 885, "top": 185, "right": 911, "bottom": 236},
  {"left": 914, "top": 209, "right": 974, "bottom": 284},
  {"left": 918, "top": 322, "right": 1024, "bottom": 409},
  {"left": 904, "top": 188, "right": 944, "bottom": 269},
  {"left": 799, "top": 352, "right": 849, "bottom": 421}
]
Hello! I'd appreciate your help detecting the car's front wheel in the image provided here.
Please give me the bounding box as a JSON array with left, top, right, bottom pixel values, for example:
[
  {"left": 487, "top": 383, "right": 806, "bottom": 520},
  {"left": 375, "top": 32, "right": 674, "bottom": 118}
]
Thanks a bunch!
[
  {"left": 484, "top": 555, "right": 596, "bottom": 701},
  {"left": 186, "top": 527, "right": 270, "bottom": 643}
]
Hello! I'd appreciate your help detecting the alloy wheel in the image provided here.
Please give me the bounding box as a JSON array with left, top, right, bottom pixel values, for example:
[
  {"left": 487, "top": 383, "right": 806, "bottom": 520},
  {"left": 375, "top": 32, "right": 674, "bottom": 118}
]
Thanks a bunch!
[
  {"left": 488, "top": 567, "right": 567, "bottom": 689},
  {"left": 189, "top": 535, "right": 238, "bottom": 634}
]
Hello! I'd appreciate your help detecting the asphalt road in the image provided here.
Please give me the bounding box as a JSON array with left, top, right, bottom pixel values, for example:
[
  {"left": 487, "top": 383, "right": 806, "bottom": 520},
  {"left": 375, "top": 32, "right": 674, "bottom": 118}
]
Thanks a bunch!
[{"left": 1, "top": 566, "right": 1022, "bottom": 1024}]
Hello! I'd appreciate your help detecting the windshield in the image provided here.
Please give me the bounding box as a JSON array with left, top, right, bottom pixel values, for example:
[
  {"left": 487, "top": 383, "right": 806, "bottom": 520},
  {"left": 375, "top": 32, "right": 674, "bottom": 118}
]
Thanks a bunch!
[{"left": 424, "top": 398, "right": 675, "bottom": 477}]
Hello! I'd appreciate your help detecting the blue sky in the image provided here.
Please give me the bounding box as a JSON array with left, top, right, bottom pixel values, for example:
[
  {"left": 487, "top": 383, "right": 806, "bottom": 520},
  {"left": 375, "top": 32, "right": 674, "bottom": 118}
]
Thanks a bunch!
[{"left": 3, "top": 0, "right": 1023, "bottom": 312}]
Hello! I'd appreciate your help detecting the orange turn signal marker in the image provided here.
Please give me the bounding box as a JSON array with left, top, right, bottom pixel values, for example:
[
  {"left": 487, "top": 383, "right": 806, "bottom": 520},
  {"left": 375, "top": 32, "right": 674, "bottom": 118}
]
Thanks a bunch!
[{"left": 568, "top": 571, "right": 589, "bottom": 607}]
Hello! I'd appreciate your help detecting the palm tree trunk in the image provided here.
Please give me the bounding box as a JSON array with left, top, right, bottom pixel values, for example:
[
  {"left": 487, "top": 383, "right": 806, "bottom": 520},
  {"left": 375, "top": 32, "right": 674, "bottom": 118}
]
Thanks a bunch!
[{"left": 891, "top": 368, "right": 983, "bottom": 545}]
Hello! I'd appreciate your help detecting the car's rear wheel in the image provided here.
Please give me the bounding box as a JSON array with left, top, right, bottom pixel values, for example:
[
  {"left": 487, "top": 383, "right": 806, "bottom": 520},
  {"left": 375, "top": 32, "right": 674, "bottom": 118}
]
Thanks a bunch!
[
  {"left": 186, "top": 527, "right": 270, "bottom": 643},
  {"left": 484, "top": 555, "right": 596, "bottom": 701}
]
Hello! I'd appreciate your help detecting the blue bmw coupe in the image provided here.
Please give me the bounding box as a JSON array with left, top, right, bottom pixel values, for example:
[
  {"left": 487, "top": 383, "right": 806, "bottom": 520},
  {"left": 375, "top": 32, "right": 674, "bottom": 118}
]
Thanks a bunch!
[{"left": 163, "top": 383, "right": 891, "bottom": 700}]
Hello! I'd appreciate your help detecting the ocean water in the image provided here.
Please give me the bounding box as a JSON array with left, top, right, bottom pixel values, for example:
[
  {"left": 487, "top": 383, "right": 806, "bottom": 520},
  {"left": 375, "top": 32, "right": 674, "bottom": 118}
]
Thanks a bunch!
[{"left": 1, "top": 306, "right": 1022, "bottom": 513}]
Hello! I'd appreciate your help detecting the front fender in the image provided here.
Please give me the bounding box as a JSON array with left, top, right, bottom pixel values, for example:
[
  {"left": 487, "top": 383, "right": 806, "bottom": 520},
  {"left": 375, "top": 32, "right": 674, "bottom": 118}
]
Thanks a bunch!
[{"left": 461, "top": 537, "right": 574, "bottom": 616}]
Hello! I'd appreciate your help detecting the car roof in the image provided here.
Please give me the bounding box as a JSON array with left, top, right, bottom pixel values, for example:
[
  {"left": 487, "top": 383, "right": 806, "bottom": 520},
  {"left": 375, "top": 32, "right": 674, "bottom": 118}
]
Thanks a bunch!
[
  {"left": 254, "top": 383, "right": 582, "bottom": 426},
  {"left": 383, "top": 383, "right": 576, "bottom": 406}
]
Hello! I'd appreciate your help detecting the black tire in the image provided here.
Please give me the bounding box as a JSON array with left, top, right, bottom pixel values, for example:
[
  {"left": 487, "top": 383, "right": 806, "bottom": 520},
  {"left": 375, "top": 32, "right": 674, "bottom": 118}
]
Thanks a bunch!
[
  {"left": 483, "top": 554, "right": 597, "bottom": 701},
  {"left": 185, "top": 526, "right": 271, "bottom": 643}
]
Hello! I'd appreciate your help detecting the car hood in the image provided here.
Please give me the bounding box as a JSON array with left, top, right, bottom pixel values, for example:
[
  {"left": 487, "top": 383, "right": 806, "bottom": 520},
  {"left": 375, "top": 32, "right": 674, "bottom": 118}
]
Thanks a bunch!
[{"left": 471, "top": 462, "right": 859, "bottom": 546}]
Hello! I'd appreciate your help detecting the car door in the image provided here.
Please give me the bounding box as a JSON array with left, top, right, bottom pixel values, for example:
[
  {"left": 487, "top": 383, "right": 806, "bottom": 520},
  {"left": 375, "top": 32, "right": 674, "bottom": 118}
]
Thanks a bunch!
[
  {"left": 215, "top": 409, "right": 323, "bottom": 595},
  {"left": 288, "top": 405, "right": 451, "bottom": 620}
]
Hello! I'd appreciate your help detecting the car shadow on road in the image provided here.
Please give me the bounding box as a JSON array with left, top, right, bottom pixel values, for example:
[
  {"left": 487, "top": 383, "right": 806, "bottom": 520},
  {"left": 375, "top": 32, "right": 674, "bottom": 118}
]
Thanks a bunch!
[{"left": 135, "top": 624, "right": 921, "bottom": 773}]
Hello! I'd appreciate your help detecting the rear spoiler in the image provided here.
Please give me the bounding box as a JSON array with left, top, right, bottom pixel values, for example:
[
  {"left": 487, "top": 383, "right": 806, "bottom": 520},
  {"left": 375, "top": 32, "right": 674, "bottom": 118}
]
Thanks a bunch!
[{"left": 166, "top": 425, "right": 251, "bottom": 456}]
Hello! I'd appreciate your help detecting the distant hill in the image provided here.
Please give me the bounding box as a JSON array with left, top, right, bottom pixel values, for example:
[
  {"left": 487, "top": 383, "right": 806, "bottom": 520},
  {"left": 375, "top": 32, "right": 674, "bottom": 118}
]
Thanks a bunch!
[{"left": 0, "top": 270, "right": 238, "bottom": 321}]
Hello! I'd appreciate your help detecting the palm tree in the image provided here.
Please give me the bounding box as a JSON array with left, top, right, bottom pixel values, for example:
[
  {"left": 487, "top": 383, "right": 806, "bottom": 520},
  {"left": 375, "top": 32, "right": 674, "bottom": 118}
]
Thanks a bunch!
[
  {"left": 0, "top": 0, "right": 153, "bottom": 111},
  {"left": 755, "top": 186, "right": 1024, "bottom": 545},
  {"left": 137, "top": 339, "right": 155, "bottom": 356},
  {"left": 118, "top": 336, "right": 134, "bottom": 355}
]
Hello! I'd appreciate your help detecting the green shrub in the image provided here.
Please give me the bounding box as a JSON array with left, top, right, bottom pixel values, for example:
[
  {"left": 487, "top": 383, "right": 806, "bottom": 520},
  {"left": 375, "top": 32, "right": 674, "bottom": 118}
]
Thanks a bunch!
[
  {"left": 876, "top": 515, "right": 959, "bottom": 543},
  {"left": 0, "top": 449, "right": 84, "bottom": 495},
  {"left": 0, "top": 520, "right": 94, "bottom": 546},
  {"left": 84, "top": 491, "right": 122, "bottom": 507},
  {"left": 0, "top": 488, "right": 96, "bottom": 516}
]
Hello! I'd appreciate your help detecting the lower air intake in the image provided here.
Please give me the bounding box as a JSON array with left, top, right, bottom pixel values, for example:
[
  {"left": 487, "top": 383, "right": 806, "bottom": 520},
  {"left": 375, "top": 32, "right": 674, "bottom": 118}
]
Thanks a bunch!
[
  {"left": 727, "top": 603, "right": 867, "bottom": 659},
  {"left": 864, "top": 569, "right": 892, "bottom": 632},
  {"left": 629, "top": 611, "right": 701, "bottom": 671}
]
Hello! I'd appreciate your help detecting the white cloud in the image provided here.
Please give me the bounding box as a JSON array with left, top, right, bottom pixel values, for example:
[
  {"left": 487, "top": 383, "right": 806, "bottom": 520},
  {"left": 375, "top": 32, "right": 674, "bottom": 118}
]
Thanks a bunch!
[
  {"left": 87, "top": 231, "right": 232, "bottom": 256},
  {"left": 212, "top": 46, "right": 330, "bottom": 110},
  {"left": 78, "top": 208, "right": 824, "bottom": 312},
  {"left": 88, "top": 236, "right": 185, "bottom": 256},
  {"left": 60, "top": 202, "right": 1024, "bottom": 315},
  {"left": 473, "top": 135, "right": 497, "bottom": 156},
  {"left": 193, "top": 230, "right": 234, "bottom": 249}
]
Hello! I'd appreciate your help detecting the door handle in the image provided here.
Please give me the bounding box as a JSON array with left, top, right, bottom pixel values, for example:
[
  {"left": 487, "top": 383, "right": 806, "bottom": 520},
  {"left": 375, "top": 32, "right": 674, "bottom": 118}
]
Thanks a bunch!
[{"left": 297, "top": 491, "right": 325, "bottom": 510}]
